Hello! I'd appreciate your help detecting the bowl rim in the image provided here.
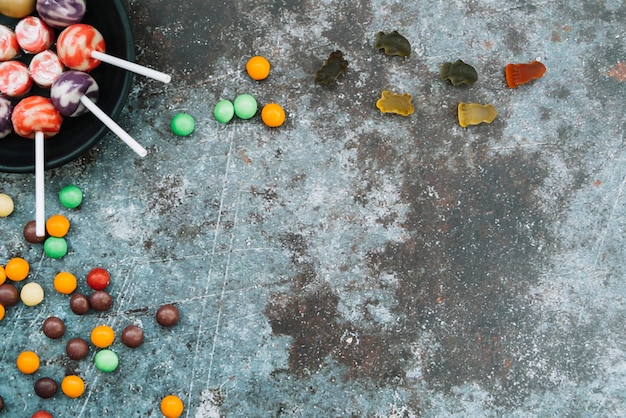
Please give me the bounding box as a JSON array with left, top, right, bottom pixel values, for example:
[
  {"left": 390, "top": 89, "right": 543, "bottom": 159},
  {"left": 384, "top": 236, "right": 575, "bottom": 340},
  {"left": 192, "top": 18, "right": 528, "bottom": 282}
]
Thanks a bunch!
[{"left": 0, "top": 0, "right": 135, "bottom": 174}]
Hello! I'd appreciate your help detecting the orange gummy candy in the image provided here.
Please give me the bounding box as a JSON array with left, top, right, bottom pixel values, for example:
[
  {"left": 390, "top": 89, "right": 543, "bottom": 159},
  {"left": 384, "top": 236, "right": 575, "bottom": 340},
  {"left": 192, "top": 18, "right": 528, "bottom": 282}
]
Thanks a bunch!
[{"left": 505, "top": 61, "right": 546, "bottom": 88}]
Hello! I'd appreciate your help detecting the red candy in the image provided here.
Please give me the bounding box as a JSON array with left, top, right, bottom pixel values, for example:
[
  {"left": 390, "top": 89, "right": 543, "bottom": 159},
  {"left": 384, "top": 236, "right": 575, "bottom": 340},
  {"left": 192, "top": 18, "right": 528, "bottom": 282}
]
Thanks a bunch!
[
  {"left": 0, "top": 25, "right": 19, "bottom": 61},
  {"left": 15, "top": 16, "right": 54, "bottom": 54},
  {"left": 86, "top": 267, "right": 110, "bottom": 291},
  {"left": 29, "top": 50, "right": 64, "bottom": 87},
  {"left": 11, "top": 96, "right": 63, "bottom": 138},
  {"left": 0, "top": 61, "right": 32, "bottom": 96},
  {"left": 57, "top": 24, "right": 105, "bottom": 71}
]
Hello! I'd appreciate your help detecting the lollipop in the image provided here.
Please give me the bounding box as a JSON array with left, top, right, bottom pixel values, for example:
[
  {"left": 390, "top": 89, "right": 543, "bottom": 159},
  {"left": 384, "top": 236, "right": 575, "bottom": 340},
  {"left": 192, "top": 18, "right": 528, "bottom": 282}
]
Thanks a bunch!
[
  {"left": 0, "top": 61, "right": 33, "bottom": 96},
  {"left": 11, "top": 96, "right": 63, "bottom": 237},
  {"left": 15, "top": 16, "right": 54, "bottom": 54},
  {"left": 36, "top": 0, "right": 86, "bottom": 29},
  {"left": 29, "top": 50, "right": 64, "bottom": 87},
  {"left": 0, "top": 25, "right": 19, "bottom": 61},
  {"left": 51, "top": 71, "right": 147, "bottom": 157},
  {"left": 57, "top": 24, "right": 171, "bottom": 83},
  {"left": 0, "top": 95, "right": 13, "bottom": 138}
]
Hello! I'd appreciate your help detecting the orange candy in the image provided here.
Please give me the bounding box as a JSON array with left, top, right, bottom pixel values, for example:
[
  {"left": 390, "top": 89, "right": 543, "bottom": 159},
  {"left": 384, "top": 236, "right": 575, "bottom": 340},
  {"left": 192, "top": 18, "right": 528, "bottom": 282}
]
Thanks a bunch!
[
  {"left": 5, "top": 257, "right": 29, "bottom": 281},
  {"left": 53, "top": 271, "right": 77, "bottom": 294},
  {"left": 505, "top": 61, "right": 546, "bottom": 88},
  {"left": 246, "top": 55, "right": 270, "bottom": 80},
  {"left": 0, "top": 264, "right": 6, "bottom": 285},
  {"left": 46, "top": 214, "right": 70, "bottom": 237},
  {"left": 16, "top": 350, "right": 40, "bottom": 374},
  {"left": 261, "top": 103, "right": 286, "bottom": 128},
  {"left": 61, "top": 375, "right": 85, "bottom": 398},
  {"left": 160, "top": 395, "right": 184, "bottom": 418},
  {"left": 0, "top": 304, "right": 5, "bottom": 321},
  {"left": 90, "top": 324, "right": 115, "bottom": 348}
]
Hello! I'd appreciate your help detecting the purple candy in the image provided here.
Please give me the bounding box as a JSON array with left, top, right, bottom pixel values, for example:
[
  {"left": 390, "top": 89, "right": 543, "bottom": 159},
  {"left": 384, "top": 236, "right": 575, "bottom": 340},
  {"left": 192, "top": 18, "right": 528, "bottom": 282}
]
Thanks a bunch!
[
  {"left": 0, "top": 95, "right": 12, "bottom": 138},
  {"left": 36, "top": 0, "right": 86, "bottom": 29},
  {"left": 50, "top": 70, "right": 99, "bottom": 117}
]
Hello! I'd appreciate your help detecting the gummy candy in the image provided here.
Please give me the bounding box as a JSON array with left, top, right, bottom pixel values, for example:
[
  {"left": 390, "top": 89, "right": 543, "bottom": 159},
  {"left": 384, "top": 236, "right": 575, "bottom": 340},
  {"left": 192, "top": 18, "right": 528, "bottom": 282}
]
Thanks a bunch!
[
  {"left": 314, "top": 50, "right": 348, "bottom": 86},
  {"left": 505, "top": 61, "right": 546, "bottom": 88},
  {"left": 376, "top": 91, "right": 414, "bottom": 116},
  {"left": 440, "top": 59, "right": 478, "bottom": 85},
  {"left": 457, "top": 102, "right": 497, "bottom": 127},
  {"left": 374, "top": 31, "right": 411, "bottom": 57}
]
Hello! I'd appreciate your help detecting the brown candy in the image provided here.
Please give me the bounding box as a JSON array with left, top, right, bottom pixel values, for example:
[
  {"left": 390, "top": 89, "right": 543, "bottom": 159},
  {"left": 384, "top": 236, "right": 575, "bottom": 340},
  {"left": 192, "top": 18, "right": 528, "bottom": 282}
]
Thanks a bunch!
[
  {"left": 42, "top": 316, "right": 66, "bottom": 339},
  {"left": 0, "top": 283, "right": 19, "bottom": 307},
  {"left": 156, "top": 304, "right": 179, "bottom": 327},
  {"left": 23, "top": 220, "right": 46, "bottom": 244},
  {"left": 34, "top": 377, "right": 58, "bottom": 398},
  {"left": 121, "top": 325, "right": 144, "bottom": 348},
  {"left": 0, "top": 394, "right": 4, "bottom": 411},
  {"left": 89, "top": 290, "right": 112, "bottom": 311},
  {"left": 69, "top": 293, "right": 90, "bottom": 315},
  {"left": 66, "top": 337, "right": 89, "bottom": 360}
]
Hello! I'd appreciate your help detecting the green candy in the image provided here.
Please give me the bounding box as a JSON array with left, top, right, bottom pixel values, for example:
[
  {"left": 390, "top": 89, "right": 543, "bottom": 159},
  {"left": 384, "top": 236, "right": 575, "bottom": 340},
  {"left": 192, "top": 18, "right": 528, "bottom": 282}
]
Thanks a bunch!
[
  {"left": 44, "top": 237, "right": 67, "bottom": 259},
  {"left": 95, "top": 349, "right": 119, "bottom": 372},
  {"left": 213, "top": 99, "right": 235, "bottom": 124},
  {"left": 59, "top": 185, "right": 83, "bottom": 209},
  {"left": 171, "top": 113, "right": 195, "bottom": 136},
  {"left": 233, "top": 94, "right": 257, "bottom": 120}
]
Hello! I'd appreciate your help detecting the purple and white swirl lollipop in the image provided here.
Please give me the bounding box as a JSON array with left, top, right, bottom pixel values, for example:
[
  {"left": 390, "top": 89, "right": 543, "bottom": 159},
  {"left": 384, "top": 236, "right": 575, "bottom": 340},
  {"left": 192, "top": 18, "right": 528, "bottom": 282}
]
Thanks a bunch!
[
  {"left": 36, "top": 0, "right": 86, "bottom": 29},
  {"left": 0, "top": 95, "right": 12, "bottom": 138},
  {"left": 51, "top": 71, "right": 147, "bottom": 157}
]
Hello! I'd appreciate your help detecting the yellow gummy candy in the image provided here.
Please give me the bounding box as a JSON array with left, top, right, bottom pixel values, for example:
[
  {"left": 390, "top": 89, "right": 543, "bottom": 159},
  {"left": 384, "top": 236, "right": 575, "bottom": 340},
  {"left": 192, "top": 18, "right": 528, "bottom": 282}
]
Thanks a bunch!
[
  {"left": 376, "top": 91, "right": 414, "bottom": 116},
  {"left": 457, "top": 102, "right": 497, "bottom": 127}
]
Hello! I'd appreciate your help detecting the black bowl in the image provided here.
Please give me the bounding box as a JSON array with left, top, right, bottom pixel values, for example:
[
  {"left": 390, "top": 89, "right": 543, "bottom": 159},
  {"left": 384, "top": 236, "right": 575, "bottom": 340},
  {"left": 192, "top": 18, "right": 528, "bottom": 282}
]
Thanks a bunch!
[{"left": 0, "top": 0, "right": 134, "bottom": 173}]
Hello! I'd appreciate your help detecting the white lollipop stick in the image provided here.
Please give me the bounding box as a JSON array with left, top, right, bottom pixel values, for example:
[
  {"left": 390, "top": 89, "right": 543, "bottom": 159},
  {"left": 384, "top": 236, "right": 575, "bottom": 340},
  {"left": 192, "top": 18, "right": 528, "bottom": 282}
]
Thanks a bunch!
[
  {"left": 79, "top": 95, "right": 147, "bottom": 158},
  {"left": 91, "top": 51, "right": 171, "bottom": 84},
  {"left": 35, "top": 131, "right": 45, "bottom": 237}
]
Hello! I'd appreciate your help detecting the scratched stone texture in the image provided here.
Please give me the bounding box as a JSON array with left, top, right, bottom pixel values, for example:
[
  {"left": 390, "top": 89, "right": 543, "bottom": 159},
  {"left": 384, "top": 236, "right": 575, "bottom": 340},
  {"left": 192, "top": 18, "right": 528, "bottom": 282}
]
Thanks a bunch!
[{"left": 1, "top": 0, "right": 626, "bottom": 416}]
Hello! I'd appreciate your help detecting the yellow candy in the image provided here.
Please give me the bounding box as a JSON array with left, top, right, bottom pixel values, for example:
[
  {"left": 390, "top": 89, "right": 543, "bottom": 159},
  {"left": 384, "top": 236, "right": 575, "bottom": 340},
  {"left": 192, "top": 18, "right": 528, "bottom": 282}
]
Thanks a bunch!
[
  {"left": 0, "top": 193, "right": 14, "bottom": 217},
  {"left": 457, "top": 102, "right": 497, "bottom": 128},
  {"left": 376, "top": 91, "right": 414, "bottom": 116}
]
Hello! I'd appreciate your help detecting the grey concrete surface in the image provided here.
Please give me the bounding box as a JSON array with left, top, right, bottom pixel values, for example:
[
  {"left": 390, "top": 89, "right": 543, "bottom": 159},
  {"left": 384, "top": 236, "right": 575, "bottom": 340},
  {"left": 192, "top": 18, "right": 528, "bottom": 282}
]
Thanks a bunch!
[{"left": 1, "top": 0, "right": 626, "bottom": 416}]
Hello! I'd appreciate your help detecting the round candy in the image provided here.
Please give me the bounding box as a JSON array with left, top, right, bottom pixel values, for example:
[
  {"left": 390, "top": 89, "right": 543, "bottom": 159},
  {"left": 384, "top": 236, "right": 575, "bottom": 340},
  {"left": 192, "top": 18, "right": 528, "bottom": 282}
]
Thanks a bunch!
[
  {"left": 0, "top": 0, "right": 36, "bottom": 19},
  {"left": 15, "top": 16, "right": 54, "bottom": 54},
  {"left": 246, "top": 55, "right": 271, "bottom": 81},
  {"left": 24, "top": 220, "right": 46, "bottom": 243},
  {"left": 0, "top": 193, "right": 14, "bottom": 216},
  {"left": 44, "top": 237, "right": 68, "bottom": 259},
  {"left": 171, "top": 113, "right": 195, "bottom": 136},
  {"left": 56, "top": 23, "right": 104, "bottom": 71},
  {"left": 0, "top": 95, "right": 13, "bottom": 138},
  {"left": 36, "top": 0, "right": 86, "bottom": 29},
  {"left": 29, "top": 50, "right": 64, "bottom": 88},
  {"left": 61, "top": 375, "right": 85, "bottom": 398},
  {"left": 0, "top": 25, "right": 19, "bottom": 61},
  {"left": 0, "top": 303, "right": 5, "bottom": 321},
  {"left": 50, "top": 70, "right": 99, "bottom": 117},
  {"left": 0, "top": 394, "right": 3, "bottom": 411},
  {"left": 156, "top": 304, "right": 179, "bottom": 327},
  {"left": 12, "top": 96, "right": 63, "bottom": 138},
  {"left": 160, "top": 395, "right": 184, "bottom": 418},
  {"left": 42, "top": 316, "right": 66, "bottom": 339},
  {"left": 66, "top": 337, "right": 89, "bottom": 360},
  {"left": 34, "top": 377, "right": 58, "bottom": 398},
  {"left": 46, "top": 214, "right": 70, "bottom": 237},
  {"left": 89, "top": 290, "right": 112, "bottom": 311},
  {"left": 5, "top": 257, "right": 29, "bottom": 281},
  {"left": 0, "top": 283, "right": 19, "bottom": 307},
  {"left": 0, "top": 265, "right": 4, "bottom": 284},
  {"left": 213, "top": 100, "right": 234, "bottom": 124},
  {"left": 94, "top": 349, "right": 118, "bottom": 372},
  {"left": 0, "top": 61, "right": 33, "bottom": 96},
  {"left": 86, "top": 267, "right": 110, "bottom": 290},
  {"left": 69, "top": 293, "right": 89, "bottom": 314},
  {"left": 261, "top": 103, "right": 286, "bottom": 128},
  {"left": 16, "top": 350, "right": 40, "bottom": 374},
  {"left": 32, "top": 411, "right": 53, "bottom": 418},
  {"left": 59, "top": 184, "right": 82, "bottom": 208},
  {"left": 20, "top": 282, "right": 44, "bottom": 306},
  {"left": 90, "top": 324, "right": 115, "bottom": 348},
  {"left": 53, "top": 271, "right": 77, "bottom": 294},
  {"left": 233, "top": 94, "right": 257, "bottom": 120},
  {"left": 121, "top": 325, "right": 144, "bottom": 348}
]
